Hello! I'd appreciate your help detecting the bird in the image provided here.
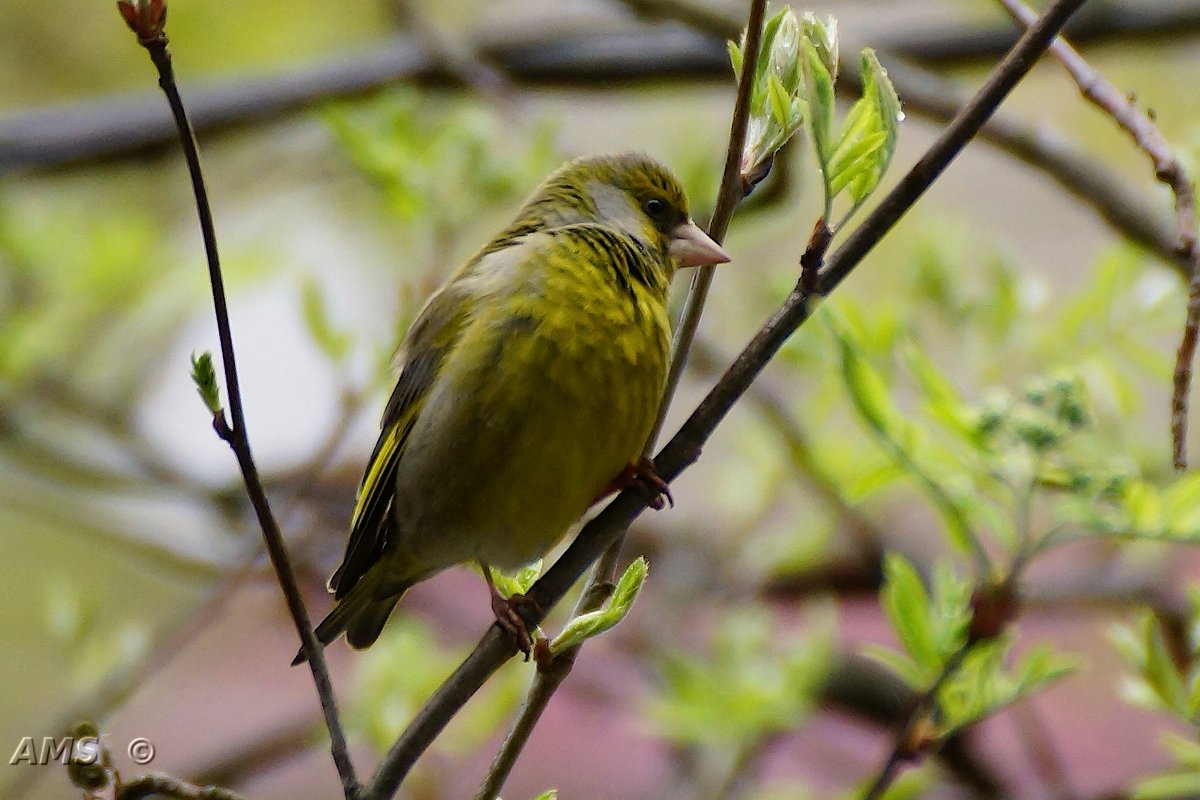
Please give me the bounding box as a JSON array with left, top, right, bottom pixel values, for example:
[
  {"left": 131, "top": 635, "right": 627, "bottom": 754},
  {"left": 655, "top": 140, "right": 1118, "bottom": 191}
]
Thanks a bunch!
[{"left": 294, "top": 152, "right": 730, "bottom": 664}]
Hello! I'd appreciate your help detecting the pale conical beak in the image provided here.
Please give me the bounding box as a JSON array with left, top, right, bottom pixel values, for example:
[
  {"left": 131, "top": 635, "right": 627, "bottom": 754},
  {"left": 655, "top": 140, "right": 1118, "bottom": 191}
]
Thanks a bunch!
[{"left": 669, "top": 220, "right": 732, "bottom": 268}]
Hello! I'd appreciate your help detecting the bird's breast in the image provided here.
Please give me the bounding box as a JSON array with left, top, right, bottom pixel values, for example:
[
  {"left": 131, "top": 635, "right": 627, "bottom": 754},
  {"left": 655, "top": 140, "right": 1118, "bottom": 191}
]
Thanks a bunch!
[{"left": 393, "top": 244, "right": 671, "bottom": 571}]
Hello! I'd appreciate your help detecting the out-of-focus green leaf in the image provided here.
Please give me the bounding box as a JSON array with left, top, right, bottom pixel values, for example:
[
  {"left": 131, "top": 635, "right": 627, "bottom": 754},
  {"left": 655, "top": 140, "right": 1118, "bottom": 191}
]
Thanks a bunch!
[
  {"left": 353, "top": 616, "right": 526, "bottom": 756},
  {"left": 938, "top": 640, "right": 1076, "bottom": 733},
  {"left": 300, "top": 276, "right": 352, "bottom": 361},
  {"left": 1133, "top": 771, "right": 1200, "bottom": 800},
  {"left": 831, "top": 312, "right": 976, "bottom": 553},
  {"left": 880, "top": 554, "right": 938, "bottom": 676},
  {"left": 903, "top": 343, "right": 975, "bottom": 442},
  {"left": 647, "top": 608, "right": 831, "bottom": 746}
]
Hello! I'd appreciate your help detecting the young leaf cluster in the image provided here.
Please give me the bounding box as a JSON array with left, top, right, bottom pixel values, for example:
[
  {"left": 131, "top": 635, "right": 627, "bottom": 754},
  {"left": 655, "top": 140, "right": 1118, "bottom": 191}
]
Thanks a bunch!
[
  {"left": 827, "top": 301, "right": 1152, "bottom": 565},
  {"left": 550, "top": 556, "right": 648, "bottom": 654},
  {"left": 729, "top": 7, "right": 901, "bottom": 226},
  {"left": 867, "top": 554, "right": 1075, "bottom": 738}
]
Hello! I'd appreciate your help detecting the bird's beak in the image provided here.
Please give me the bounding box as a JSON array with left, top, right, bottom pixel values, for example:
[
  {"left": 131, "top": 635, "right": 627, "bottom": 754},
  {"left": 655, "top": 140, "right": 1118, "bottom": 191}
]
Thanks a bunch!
[{"left": 669, "top": 220, "right": 731, "bottom": 268}]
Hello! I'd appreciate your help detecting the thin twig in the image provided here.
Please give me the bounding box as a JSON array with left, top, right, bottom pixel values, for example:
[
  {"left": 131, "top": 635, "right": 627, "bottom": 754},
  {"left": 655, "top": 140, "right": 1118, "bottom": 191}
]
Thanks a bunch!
[
  {"left": 861, "top": 647, "right": 973, "bottom": 800},
  {"left": 363, "top": 2, "right": 1089, "bottom": 797},
  {"left": 472, "top": 4, "right": 767, "bottom": 796},
  {"left": 117, "top": 774, "right": 245, "bottom": 800},
  {"left": 116, "top": 5, "right": 358, "bottom": 797},
  {"left": 647, "top": 0, "right": 764, "bottom": 450},
  {"left": 471, "top": 583, "right": 605, "bottom": 800},
  {"left": 996, "top": 0, "right": 1200, "bottom": 469}
]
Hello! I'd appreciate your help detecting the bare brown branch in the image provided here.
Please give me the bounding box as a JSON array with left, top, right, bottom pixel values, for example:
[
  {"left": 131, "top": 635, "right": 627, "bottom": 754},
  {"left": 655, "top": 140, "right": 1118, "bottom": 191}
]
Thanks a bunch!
[{"left": 998, "top": 0, "right": 1200, "bottom": 469}]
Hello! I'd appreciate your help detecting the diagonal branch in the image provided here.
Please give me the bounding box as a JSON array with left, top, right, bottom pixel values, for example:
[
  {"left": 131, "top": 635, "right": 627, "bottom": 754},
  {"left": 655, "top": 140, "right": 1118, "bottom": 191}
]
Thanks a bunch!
[{"left": 362, "top": 1, "right": 1090, "bottom": 797}]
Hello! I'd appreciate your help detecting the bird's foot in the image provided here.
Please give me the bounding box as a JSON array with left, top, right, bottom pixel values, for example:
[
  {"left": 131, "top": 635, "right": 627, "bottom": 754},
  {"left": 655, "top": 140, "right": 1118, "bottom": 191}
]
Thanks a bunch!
[
  {"left": 481, "top": 562, "right": 541, "bottom": 659},
  {"left": 490, "top": 591, "right": 541, "bottom": 659},
  {"left": 598, "top": 457, "right": 674, "bottom": 509}
]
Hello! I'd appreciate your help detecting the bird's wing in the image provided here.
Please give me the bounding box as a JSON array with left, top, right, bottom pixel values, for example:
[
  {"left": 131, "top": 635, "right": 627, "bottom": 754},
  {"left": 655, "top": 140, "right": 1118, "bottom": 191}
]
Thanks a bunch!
[{"left": 327, "top": 281, "right": 474, "bottom": 599}]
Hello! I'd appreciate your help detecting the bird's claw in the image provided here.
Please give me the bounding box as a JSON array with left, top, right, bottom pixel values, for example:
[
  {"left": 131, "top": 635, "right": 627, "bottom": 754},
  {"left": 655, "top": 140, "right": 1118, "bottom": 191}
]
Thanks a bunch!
[
  {"left": 635, "top": 458, "right": 674, "bottom": 509},
  {"left": 490, "top": 591, "right": 541, "bottom": 660},
  {"left": 602, "top": 457, "right": 673, "bottom": 509}
]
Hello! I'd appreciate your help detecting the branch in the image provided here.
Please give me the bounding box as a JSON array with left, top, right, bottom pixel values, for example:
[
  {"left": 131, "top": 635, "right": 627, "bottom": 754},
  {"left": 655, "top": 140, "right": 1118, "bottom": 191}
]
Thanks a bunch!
[
  {"left": 117, "top": 774, "right": 245, "bottom": 800},
  {"left": 116, "top": 4, "right": 357, "bottom": 797},
  {"left": 9, "top": 0, "right": 1200, "bottom": 171},
  {"left": 363, "top": 1, "right": 1090, "bottom": 797},
  {"left": 999, "top": 0, "right": 1200, "bottom": 471},
  {"left": 861, "top": 646, "right": 974, "bottom": 800}
]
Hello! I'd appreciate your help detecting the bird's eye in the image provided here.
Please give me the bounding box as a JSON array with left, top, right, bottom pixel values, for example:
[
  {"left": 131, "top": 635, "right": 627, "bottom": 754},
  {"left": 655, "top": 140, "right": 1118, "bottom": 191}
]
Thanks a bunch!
[{"left": 643, "top": 198, "right": 667, "bottom": 218}]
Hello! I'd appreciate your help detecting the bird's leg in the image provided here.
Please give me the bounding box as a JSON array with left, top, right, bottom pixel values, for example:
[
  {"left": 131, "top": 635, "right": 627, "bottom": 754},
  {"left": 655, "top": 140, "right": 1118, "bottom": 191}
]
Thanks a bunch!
[
  {"left": 596, "top": 457, "right": 674, "bottom": 509},
  {"left": 480, "top": 561, "right": 540, "bottom": 659}
]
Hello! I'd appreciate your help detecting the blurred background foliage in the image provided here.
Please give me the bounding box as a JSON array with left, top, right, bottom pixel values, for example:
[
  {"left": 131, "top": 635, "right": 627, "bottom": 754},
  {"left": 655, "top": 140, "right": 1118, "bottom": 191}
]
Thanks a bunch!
[{"left": 3, "top": 0, "right": 1200, "bottom": 798}]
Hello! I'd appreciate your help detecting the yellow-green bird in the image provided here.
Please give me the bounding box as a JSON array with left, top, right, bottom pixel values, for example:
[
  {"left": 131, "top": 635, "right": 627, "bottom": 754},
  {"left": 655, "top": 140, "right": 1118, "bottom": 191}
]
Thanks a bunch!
[{"left": 295, "top": 152, "right": 730, "bottom": 663}]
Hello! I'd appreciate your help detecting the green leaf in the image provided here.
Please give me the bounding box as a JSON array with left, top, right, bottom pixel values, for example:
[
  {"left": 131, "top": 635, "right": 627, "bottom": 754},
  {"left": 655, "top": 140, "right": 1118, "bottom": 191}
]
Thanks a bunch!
[
  {"left": 550, "top": 558, "right": 648, "bottom": 654},
  {"left": 800, "top": 12, "right": 838, "bottom": 82},
  {"left": 860, "top": 643, "right": 928, "bottom": 688},
  {"left": 802, "top": 36, "right": 836, "bottom": 170},
  {"left": 903, "top": 343, "right": 973, "bottom": 439},
  {"left": 1142, "top": 615, "right": 1188, "bottom": 713},
  {"left": 837, "top": 326, "right": 895, "bottom": 438},
  {"left": 830, "top": 311, "right": 975, "bottom": 553},
  {"left": 1014, "top": 645, "right": 1079, "bottom": 691},
  {"left": 1133, "top": 772, "right": 1200, "bottom": 800},
  {"left": 190, "top": 351, "right": 222, "bottom": 415},
  {"left": 827, "top": 131, "right": 888, "bottom": 197},
  {"left": 526, "top": 791, "right": 558, "bottom": 800},
  {"left": 1125, "top": 480, "right": 1165, "bottom": 537},
  {"left": 824, "top": 48, "right": 902, "bottom": 217},
  {"left": 727, "top": 40, "right": 744, "bottom": 81},
  {"left": 929, "top": 563, "right": 972, "bottom": 656},
  {"left": 735, "top": 6, "right": 810, "bottom": 181},
  {"left": 301, "top": 276, "right": 352, "bottom": 362},
  {"left": 767, "top": 74, "right": 792, "bottom": 129},
  {"left": 1161, "top": 731, "right": 1200, "bottom": 767},
  {"left": 488, "top": 561, "right": 543, "bottom": 598},
  {"left": 938, "top": 640, "right": 1076, "bottom": 732},
  {"left": 1163, "top": 474, "right": 1200, "bottom": 534},
  {"left": 647, "top": 609, "right": 830, "bottom": 745},
  {"left": 880, "top": 554, "right": 939, "bottom": 677}
]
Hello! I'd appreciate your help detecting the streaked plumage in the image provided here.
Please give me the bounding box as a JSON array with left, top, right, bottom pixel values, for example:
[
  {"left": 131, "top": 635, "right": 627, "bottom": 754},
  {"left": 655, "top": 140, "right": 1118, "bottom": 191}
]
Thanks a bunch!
[{"left": 298, "top": 152, "right": 730, "bottom": 660}]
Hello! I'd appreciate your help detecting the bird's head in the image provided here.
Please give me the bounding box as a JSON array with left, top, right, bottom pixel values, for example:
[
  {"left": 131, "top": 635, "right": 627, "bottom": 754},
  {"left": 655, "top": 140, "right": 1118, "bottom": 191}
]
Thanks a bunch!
[{"left": 514, "top": 152, "right": 731, "bottom": 273}]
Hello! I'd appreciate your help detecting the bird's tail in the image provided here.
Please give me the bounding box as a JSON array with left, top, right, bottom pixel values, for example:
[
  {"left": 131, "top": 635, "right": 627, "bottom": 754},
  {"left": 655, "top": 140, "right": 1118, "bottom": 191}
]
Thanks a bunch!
[{"left": 291, "top": 575, "right": 411, "bottom": 666}]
